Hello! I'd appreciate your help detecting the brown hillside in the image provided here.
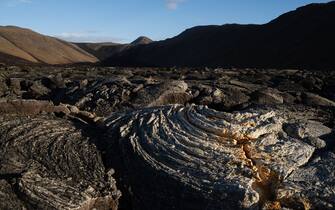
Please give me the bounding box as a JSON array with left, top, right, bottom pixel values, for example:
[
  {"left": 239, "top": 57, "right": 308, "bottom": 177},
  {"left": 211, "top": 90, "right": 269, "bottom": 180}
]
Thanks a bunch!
[{"left": 0, "top": 26, "right": 98, "bottom": 65}]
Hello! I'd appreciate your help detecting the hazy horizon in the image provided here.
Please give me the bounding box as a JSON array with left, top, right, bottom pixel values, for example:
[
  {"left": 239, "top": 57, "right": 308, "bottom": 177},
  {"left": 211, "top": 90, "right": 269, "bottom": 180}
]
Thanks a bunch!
[{"left": 0, "top": 0, "right": 331, "bottom": 43}]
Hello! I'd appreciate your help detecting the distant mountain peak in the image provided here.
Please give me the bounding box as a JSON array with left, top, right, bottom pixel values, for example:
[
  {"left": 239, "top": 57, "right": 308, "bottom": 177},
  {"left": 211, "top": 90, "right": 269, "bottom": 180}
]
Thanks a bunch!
[{"left": 131, "top": 36, "right": 153, "bottom": 45}]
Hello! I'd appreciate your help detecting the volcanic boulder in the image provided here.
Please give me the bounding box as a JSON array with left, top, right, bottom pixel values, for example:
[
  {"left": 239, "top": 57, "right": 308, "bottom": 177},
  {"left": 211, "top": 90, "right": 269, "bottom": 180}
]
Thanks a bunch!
[
  {"left": 277, "top": 152, "right": 335, "bottom": 209},
  {"left": 132, "top": 80, "right": 192, "bottom": 107}
]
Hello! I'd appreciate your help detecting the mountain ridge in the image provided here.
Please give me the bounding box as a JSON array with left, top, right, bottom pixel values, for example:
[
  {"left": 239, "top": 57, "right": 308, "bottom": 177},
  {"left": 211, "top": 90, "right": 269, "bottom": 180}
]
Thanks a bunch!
[{"left": 103, "top": 1, "right": 335, "bottom": 69}]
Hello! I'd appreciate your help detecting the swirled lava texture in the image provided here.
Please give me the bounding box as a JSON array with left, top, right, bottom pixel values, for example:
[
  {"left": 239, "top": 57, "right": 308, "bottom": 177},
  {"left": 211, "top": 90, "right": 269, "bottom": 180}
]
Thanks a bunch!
[
  {"left": 0, "top": 114, "right": 120, "bottom": 210},
  {"left": 105, "top": 105, "right": 335, "bottom": 210}
]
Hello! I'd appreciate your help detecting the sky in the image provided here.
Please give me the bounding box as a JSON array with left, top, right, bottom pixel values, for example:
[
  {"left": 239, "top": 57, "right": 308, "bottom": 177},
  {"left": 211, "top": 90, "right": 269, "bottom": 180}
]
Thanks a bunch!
[{"left": 0, "top": 0, "right": 331, "bottom": 43}]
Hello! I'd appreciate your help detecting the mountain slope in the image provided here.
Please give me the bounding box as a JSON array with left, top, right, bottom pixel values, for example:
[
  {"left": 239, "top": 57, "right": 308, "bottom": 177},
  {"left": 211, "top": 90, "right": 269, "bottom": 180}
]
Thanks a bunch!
[
  {"left": 103, "top": 1, "right": 335, "bottom": 69},
  {"left": 0, "top": 26, "right": 98, "bottom": 65},
  {"left": 75, "top": 36, "right": 153, "bottom": 60}
]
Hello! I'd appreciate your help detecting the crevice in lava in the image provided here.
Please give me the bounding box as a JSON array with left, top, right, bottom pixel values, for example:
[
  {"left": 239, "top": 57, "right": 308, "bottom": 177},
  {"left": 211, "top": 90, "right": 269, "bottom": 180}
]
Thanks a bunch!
[
  {"left": 237, "top": 139, "right": 282, "bottom": 209},
  {"left": 181, "top": 106, "right": 312, "bottom": 209}
]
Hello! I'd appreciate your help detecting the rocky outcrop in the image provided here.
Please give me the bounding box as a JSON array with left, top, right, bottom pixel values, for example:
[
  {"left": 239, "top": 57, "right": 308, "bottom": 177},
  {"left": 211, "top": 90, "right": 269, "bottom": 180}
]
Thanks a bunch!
[
  {"left": 2, "top": 66, "right": 335, "bottom": 120},
  {"left": 302, "top": 92, "right": 335, "bottom": 107},
  {"left": 252, "top": 88, "right": 284, "bottom": 105},
  {"left": 0, "top": 99, "right": 70, "bottom": 115},
  {"left": 105, "top": 105, "right": 318, "bottom": 209},
  {"left": 277, "top": 152, "right": 335, "bottom": 209},
  {"left": 66, "top": 77, "right": 135, "bottom": 116},
  {"left": 65, "top": 79, "right": 192, "bottom": 116},
  {"left": 284, "top": 120, "right": 332, "bottom": 140},
  {"left": 131, "top": 80, "right": 191, "bottom": 107}
]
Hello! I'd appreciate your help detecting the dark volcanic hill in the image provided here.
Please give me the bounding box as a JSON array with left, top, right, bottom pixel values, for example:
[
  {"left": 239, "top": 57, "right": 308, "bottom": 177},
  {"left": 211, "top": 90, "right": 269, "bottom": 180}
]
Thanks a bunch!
[
  {"left": 0, "top": 26, "right": 98, "bottom": 65},
  {"left": 103, "top": 1, "right": 335, "bottom": 69}
]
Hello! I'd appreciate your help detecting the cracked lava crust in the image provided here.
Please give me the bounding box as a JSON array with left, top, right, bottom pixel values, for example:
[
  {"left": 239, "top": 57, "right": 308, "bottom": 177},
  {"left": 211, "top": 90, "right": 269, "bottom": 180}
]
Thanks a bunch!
[{"left": 105, "top": 104, "right": 319, "bottom": 210}]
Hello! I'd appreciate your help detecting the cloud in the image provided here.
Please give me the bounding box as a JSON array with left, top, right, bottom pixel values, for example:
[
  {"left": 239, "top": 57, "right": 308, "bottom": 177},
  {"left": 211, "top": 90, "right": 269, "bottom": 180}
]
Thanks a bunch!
[
  {"left": 165, "top": 0, "right": 185, "bottom": 10},
  {"left": 55, "top": 31, "right": 125, "bottom": 43}
]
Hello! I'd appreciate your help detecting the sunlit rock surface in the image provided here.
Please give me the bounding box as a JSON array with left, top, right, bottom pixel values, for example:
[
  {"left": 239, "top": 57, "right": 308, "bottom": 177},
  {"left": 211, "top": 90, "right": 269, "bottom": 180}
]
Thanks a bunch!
[{"left": 105, "top": 105, "right": 317, "bottom": 209}]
